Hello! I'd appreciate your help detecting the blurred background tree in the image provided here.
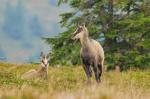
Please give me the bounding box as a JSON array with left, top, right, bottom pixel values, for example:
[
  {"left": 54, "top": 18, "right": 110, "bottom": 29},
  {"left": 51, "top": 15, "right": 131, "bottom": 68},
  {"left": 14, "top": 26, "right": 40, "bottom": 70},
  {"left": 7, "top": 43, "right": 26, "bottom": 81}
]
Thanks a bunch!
[{"left": 44, "top": 0, "right": 150, "bottom": 70}]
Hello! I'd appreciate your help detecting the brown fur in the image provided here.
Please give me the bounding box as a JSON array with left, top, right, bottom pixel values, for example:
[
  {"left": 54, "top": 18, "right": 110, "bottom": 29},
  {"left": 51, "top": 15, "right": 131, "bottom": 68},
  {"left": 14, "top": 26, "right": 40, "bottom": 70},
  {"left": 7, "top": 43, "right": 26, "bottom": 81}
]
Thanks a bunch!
[
  {"left": 72, "top": 25, "right": 104, "bottom": 83},
  {"left": 21, "top": 52, "right": 49, "bottom": 80},
  {"left": 21, "top": 66, "right": 47, "bottom": 80}
]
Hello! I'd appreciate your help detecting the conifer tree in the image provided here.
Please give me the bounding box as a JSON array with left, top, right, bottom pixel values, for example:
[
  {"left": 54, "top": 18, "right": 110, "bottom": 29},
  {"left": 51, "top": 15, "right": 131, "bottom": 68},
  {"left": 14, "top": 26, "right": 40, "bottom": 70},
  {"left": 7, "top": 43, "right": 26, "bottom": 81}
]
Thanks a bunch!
[{"left": 45, "top": 0, "right": 150, "bottom": 70}]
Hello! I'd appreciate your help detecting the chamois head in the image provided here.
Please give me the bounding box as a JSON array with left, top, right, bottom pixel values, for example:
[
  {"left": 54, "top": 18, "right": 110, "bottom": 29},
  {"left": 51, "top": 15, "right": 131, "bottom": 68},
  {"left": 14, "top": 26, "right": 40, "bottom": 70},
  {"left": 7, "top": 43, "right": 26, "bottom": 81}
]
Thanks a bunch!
[
  {"left": 40, "top": 52, "right": 50, "bottom": 68},
  {"left": 72, "top": 24, "right": 88, "bottom": 40}
]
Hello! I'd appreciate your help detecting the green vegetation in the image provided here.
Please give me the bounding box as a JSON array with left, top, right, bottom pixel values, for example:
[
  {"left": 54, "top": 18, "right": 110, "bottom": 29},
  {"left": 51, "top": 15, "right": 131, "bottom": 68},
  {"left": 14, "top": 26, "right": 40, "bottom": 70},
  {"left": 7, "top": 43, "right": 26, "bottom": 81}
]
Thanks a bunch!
[
  {"left": 44, "top": 0, "right": 150, "bottom": 70},
  {"left": 0, "top": 62, "right": 150, "bottom": 99}
]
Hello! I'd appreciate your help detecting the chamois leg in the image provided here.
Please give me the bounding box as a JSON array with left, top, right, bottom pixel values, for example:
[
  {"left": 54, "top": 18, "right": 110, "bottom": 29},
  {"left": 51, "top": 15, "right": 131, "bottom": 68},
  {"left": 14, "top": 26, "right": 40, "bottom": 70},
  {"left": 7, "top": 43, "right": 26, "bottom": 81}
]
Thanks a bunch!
[
  {"left": 82, "top": 63, "right": 92, "bottom": 84},
  {"left": 46, "top": 67, "right": 48, "bottom": 79},
  {"left": 92, "top": 62, "right": 100, "bottom": 83},
  {"left": 44, "top": 70, "right": 48, "bottom": 80},
  {"left": 98, "top": 64, "right": 102, "bottom": 82}
]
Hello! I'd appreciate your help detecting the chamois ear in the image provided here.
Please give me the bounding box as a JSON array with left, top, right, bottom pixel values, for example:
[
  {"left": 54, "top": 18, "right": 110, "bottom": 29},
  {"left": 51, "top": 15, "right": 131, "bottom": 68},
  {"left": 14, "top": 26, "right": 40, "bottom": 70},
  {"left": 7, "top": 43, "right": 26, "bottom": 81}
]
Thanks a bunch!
[
  {"left": 77, "top": 24, "right": 81, "bottom": 28},
  {"left": 46, "top": 54, "right": 50, "bottom": 61},
  {"left": 40, "top": 52, "right": 44, "bottom": 58},
  {"left": 82, "top": 23, "right": 86, "bottom": 28}
]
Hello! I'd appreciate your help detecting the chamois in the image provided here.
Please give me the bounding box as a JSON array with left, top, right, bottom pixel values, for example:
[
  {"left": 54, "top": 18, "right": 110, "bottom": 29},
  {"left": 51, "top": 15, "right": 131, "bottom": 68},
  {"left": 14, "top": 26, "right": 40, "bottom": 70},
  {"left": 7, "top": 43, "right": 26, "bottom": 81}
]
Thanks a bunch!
[
  {"left": 21, "top": 52, "right": 50, "bottom": 80},
  {"left": 72, "top": 24, "right": 104, "bottom": 83}
]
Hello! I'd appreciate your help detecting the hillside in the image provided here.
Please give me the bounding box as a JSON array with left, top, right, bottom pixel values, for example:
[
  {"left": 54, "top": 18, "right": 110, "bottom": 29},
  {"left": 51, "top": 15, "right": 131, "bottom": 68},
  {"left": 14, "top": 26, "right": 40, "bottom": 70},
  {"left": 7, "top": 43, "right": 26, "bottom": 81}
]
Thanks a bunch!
[{"left": 0, "top": 62, "right": 149, "bottom": 99}]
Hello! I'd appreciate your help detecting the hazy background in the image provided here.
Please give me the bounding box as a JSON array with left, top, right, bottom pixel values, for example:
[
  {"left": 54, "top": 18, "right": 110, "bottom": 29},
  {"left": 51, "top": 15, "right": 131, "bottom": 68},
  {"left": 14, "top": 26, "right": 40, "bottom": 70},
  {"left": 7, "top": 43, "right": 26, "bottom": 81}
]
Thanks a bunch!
[{"left": 0, "top": 0, "right": 70, "bottom": 63}]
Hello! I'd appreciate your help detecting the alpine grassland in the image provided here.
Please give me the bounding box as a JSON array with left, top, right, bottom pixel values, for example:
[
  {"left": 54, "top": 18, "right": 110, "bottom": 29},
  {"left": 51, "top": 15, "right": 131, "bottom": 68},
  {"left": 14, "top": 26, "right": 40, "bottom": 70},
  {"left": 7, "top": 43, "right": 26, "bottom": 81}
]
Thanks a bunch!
[{"left": 0, "top": 62, "right": 150, "bottom": 99}]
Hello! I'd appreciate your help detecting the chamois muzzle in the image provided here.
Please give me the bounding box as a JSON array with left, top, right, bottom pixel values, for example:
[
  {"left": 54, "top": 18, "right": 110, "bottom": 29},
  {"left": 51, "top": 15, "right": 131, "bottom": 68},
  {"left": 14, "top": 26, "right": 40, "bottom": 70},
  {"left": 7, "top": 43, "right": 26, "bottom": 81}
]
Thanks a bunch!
[
  {"left": 71, "top": 32, "right": 77, "bottom": 40},
  {"left": 71, "top": 26, "right": 83, "bottom": 40}
]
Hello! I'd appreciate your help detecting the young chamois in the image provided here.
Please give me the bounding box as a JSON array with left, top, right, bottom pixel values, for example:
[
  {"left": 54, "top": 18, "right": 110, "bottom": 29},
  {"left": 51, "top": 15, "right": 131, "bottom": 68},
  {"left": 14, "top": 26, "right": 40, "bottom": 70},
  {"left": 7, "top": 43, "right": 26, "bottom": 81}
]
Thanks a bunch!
[
  {"left": 21, "top": 52, "right": 50, "bottom": 80},
  {"left": 72, "top": 24, "right": 104, "bottom": 83}
]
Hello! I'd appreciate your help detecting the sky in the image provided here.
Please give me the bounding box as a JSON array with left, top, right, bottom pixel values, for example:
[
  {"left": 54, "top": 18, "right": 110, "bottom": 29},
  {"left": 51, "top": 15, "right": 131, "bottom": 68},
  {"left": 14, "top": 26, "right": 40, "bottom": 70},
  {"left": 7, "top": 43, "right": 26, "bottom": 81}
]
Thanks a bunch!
[{"left": 0, "top": 0, "right": 71, "bottom": 63}]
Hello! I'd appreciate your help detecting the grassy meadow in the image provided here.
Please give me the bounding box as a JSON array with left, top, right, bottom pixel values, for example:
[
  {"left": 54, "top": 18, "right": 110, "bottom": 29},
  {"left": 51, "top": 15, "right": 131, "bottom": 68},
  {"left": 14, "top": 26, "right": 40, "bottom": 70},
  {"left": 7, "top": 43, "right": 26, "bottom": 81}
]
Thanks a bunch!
[{"left": 0, "top": 62, "right": 150, "bottom": 99}]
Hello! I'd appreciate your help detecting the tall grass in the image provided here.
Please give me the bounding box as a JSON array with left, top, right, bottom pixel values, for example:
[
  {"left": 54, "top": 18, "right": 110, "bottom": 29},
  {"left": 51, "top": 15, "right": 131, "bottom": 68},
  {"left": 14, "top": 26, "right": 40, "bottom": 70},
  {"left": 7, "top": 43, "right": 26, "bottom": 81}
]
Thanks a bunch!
[{"left": 0, "top": 62, "right": 149, "bottom": 99}]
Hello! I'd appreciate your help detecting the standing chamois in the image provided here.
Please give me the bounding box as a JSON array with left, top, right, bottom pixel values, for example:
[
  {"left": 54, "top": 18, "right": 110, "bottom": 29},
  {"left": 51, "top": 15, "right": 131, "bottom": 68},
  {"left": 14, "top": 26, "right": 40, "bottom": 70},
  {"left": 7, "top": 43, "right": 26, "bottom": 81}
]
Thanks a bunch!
[
  {"left": 72, "top": 24, "right": 104, "bottom": 83},
  {"left": 21, "top": 52, "right": 50, "bottom": 80}
]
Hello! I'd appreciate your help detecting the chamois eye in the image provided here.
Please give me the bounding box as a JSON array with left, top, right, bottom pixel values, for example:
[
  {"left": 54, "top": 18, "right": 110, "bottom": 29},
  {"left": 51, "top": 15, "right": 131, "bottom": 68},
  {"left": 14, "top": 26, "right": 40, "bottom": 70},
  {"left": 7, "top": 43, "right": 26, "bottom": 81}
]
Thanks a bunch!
[{"left": 77, "top": 27, "right": 83, "bottom": 33}]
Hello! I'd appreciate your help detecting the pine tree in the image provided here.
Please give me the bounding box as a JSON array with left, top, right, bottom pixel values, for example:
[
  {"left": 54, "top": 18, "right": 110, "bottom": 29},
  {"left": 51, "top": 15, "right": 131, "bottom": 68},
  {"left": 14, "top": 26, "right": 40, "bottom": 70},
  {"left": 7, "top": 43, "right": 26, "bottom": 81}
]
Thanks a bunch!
[{"left": 45, "top": 0, "right": 150, "bottom": 70}]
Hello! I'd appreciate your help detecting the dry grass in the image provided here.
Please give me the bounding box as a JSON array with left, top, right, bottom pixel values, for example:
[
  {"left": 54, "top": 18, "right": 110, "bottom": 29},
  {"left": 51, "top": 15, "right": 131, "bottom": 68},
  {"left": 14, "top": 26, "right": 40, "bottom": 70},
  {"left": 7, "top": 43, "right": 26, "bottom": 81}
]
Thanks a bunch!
[{"left": 0, "top": 62, "right": 149, "bottom": 99}]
